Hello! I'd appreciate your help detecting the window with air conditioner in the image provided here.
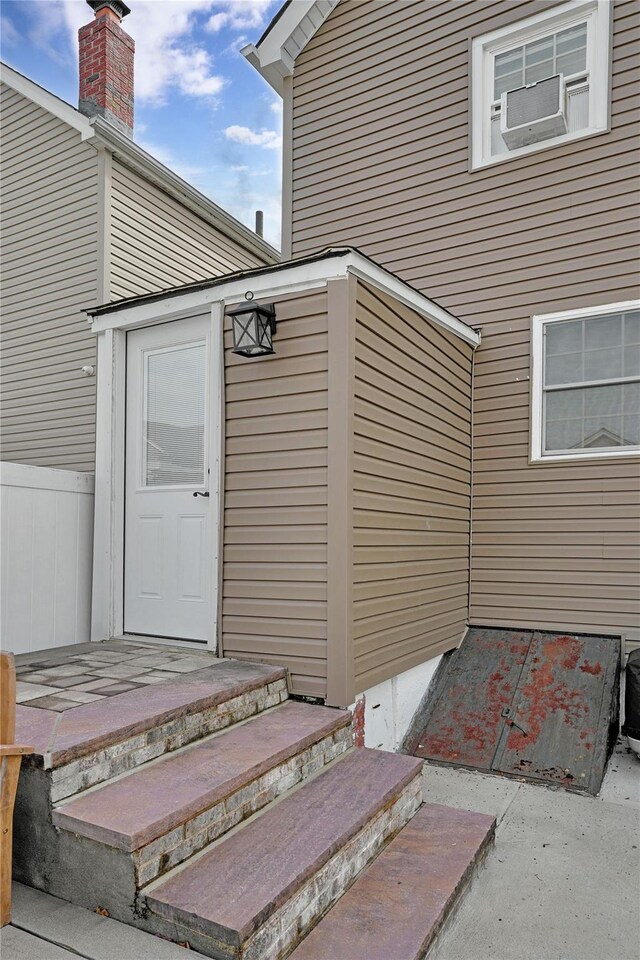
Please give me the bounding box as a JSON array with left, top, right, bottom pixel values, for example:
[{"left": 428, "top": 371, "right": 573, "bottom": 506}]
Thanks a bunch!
[
  {"left": 471, "top": 1, "right": 611, "bottom": 169},
  {"left": 531, "top": 303, "right": 640, "bottom": 462}
]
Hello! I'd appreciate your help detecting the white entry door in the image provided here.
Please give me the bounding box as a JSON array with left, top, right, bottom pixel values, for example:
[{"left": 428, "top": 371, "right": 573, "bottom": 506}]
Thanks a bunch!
[{"left": 124, "top": 316, "right": 214, "bottom": 642}]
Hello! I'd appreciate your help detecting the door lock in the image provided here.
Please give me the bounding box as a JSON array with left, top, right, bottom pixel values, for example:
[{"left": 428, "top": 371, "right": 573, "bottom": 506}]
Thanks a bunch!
[{"left": 193, "top": 491, "right": 210, "bottom": 498}]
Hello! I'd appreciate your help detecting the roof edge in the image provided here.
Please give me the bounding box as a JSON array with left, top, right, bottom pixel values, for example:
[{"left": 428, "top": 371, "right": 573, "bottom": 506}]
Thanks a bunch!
[
  {"left": 1, "top": 61, "right": 279, "bottom": 265},
  {"left": 86, "top": 246, "right": 481, "bottom": 348},
  {"left": 1, "top": 61, "right": 94, "bottom": 138},
  {"left": 242, "top": 0, "right": 339, "bottom": 94},
  {"left": 90, "top": 119, "right": 280, "bottom": 263}
]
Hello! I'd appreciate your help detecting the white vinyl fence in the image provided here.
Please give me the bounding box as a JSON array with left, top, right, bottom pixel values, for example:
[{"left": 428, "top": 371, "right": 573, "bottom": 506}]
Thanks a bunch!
[{"left": 1, "top": 463, "right": 94, "bottom": 655}]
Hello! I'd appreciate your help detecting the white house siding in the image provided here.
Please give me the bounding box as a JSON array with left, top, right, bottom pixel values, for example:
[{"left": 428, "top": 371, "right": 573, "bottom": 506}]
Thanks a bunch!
[
  {"left": 109, "top": 160, "right": 267, "bottom": 300},
  {"left": 0, "top": 83, "right": 99, "bottom": 472}
]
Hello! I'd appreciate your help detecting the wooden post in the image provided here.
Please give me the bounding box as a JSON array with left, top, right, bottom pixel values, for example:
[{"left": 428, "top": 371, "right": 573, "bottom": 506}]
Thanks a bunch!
[{"left": 0, "top": 653, "right": 33, "bottom": 927}]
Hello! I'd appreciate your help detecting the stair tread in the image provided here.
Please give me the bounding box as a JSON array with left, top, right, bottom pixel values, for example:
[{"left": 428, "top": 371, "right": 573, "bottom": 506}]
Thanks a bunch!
[
  {"left": 53, "top": 701, "right": 350, "bottom": 851},
  {"left": 146, "top": 748, "right": 423, "bottom": 944},
  {"left": 16, "top": 660, "right": 285, "bottom": 768},
  {"left": 290, "top": 803, "right": 496, "bottom": 960}
]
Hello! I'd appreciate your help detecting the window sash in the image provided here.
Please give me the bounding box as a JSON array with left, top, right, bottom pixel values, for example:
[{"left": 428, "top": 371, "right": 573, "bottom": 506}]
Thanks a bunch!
[
  {"left": 493, "top": 22, "right": 587, "bottom": 100},
  {"left": 539, "top": 312, "right": 640, "bottom": 456}
]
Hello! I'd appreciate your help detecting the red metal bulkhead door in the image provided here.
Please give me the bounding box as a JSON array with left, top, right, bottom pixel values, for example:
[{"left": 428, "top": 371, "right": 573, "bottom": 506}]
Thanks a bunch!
[
  {"left": 413, "top": 628, "right": 530, "bottom": 769},
  {"left": 492, "top": 632, "right": 619, "bottom": 793}
]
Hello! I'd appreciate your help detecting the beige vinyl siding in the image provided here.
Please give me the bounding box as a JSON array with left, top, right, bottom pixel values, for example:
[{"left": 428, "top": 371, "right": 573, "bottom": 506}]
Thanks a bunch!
[
  {"left": 353, "top": 283, "right": 473, "bottom": 692},
  {"left": 110, "top": 161, "right": 266, "bottom": 300},
  {"left": 291, "top": 0, "right": 640, "bottom": 638},
  {"left": 0, "top": 83, "right": 99, "bottom": 472},
  {"left": 221, "top": 289, "right": 329, "bottom": 697}
]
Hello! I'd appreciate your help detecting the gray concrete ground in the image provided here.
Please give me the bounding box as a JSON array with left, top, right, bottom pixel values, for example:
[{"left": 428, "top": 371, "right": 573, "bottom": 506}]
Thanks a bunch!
[
  {"left": 2, "top": 740, "right": 638, "bottom": 960},
  {"left": 428, "top": 735, "right": 640, "bottom": 960},
  {"left": 1, "top": 883, "right": 207, "bottom": 959}
]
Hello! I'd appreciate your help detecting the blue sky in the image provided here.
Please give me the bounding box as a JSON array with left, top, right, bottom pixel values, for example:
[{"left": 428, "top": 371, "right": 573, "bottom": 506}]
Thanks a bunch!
[{"left": 0, "top": 0, "right": 284, "bottom": 247}]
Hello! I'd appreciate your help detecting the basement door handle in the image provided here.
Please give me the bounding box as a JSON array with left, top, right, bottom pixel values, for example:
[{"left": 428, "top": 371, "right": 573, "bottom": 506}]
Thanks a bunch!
[
  {"left": 501, "top": 706, "right": 528, "bottom": 737},
  {"left": 193, "top": 491, "right": 210, "bottom": 497}
]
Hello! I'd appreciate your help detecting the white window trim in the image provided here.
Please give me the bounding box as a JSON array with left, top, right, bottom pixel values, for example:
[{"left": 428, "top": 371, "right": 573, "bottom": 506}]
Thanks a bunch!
[
  {"left": 531, "top": 301, "right": 640, "bottom": 463},
  {"left": 471, "top": 0, "right": 612, "bottom": 170}
]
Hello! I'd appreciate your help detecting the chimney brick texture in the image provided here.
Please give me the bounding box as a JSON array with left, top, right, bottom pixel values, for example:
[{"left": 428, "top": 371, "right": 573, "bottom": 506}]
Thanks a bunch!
[{"left": 78, "top": 11, "right": 134, "bottom": 136}]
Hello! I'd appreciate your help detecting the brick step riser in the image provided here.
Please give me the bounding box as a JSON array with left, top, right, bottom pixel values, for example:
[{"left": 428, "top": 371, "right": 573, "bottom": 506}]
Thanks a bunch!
[
  {"left": 144, "top": 770, "right": 423, "bottom": 960},
  {"left": 53, "top": 725, "right": 353, "bottom": 893},
  {"left": 47, "top": 677, "right": 288, "bottom": 803}
]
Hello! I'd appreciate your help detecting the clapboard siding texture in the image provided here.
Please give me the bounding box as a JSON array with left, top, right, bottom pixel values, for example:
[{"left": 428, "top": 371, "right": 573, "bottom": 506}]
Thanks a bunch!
[
  {"left": 1, "top": 80, "right": 273, "bottom": 473},
  {"left": 222, "top": 290, "right": 329, "bottom": 697},
  {"left": 292, "top": 0, "right": 640, "bottom": 637},
  {"left": 0, "top": 83, "right": 99, "bottom": 471},
  {"left": 353, "top": 283, "right": 473, "bottom": 692},
  {"left": 110, "top": 161, "right": 266, "bottom": 300}
]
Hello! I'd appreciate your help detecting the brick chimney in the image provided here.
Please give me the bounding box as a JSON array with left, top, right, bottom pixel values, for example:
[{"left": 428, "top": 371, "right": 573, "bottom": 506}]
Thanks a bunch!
[{"left": 78, "top": 0, "right": 134, "bottom": 137}]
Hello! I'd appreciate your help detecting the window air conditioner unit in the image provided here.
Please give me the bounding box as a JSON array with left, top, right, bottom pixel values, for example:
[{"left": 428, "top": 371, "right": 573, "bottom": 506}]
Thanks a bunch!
[{"left": 500, "top": 74, "right": 567, "bottom": 150}]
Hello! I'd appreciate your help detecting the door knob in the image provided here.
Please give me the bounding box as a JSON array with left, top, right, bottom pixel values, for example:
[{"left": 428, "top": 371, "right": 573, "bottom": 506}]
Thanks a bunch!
[{"left": 193, "top": 491, "right": 210, "bottom": 498}]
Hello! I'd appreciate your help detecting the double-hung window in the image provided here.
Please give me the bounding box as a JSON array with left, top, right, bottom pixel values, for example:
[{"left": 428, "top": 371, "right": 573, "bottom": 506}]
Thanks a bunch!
[
  {"left": 532, "top": 304, "right": 640, "bottom": 461},
  {"left": 471, "top": 1, "right": 611, "bottom": 169}
]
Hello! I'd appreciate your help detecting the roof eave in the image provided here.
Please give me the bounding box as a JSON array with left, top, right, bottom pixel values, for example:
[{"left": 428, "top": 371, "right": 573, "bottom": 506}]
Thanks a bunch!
[
  {"left": 0, "top": 61, "right": 279, "bottom": 265},
  {"left": 86, "top": 247, "right": 481, "bottom": 349},
  {"left": 90, "top": 118, "right": 280, "bottom": 263},
  {"left": 242, "top": 0, "right": 340, "bottom": 93}
]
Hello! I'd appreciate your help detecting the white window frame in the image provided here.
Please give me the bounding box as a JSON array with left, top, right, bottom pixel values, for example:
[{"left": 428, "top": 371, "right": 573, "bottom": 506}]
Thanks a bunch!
[
  {"left": 471, "top": 0, "right": 612, "bottom": 170},
  {"left": 531, "top": 301, "right": 640, "bottom": 463}
]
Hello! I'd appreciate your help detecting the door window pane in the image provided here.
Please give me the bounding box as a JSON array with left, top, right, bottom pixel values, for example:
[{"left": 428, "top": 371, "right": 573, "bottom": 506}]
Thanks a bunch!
[{"left": 144, "top": 343, "right": 206, "bottom": 486}]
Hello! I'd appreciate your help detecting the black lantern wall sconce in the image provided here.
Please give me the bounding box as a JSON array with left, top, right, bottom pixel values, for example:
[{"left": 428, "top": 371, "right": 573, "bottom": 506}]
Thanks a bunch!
[{"left": 228, "top": 292, "right": 277, "bottom": 358}]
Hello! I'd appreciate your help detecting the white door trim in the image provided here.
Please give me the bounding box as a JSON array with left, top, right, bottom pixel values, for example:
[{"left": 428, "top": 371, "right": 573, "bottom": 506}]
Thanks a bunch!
[{"left": 91, "top": 305, "right": 223, "bottom": 652}]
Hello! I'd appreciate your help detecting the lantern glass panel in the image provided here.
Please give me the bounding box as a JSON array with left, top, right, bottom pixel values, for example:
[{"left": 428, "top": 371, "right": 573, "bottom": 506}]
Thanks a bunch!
[{"left": 230, "top": 304, "right": 275, "bottom": 357}]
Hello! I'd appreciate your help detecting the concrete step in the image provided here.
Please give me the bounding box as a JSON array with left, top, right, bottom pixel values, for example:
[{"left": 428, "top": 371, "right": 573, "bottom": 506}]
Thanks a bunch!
[
  {"left": 16, "top": 660, "right": 288, "bottom": 801},
  {"left": 13, "top": 660, "right": 288, "bottom": 907},
  {"left": 145, "top": 748, "right": 423, "bottom": 960},
  {"left": 290, "top": 803, "right": 496, "bottom": 960},
  {"left": 52, "top": 701, "right": 352, "bottom": 889}
]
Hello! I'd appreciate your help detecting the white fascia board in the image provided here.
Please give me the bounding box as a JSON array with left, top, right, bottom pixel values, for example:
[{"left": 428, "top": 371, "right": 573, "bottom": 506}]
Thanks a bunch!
[
  {"left": 91, "top": 119, "right": 279, "bottom": 264},
  {"left": 242, "top": 0, "right": 337, "bottom": 94},
  {"left": 0, "top": 61, "right": 95, "bottom": 140},
  {"left": 261, "top": 1, "right": 317, "bottom": 61},
  {"left": 90, "top": 254, "right": 350, "bottom": 332},
  {"left": 344, "top": 252, "right": 480, "bottom": 348},
  {"left": 90, "top": 249, "right": 480, "bottom": 347}
]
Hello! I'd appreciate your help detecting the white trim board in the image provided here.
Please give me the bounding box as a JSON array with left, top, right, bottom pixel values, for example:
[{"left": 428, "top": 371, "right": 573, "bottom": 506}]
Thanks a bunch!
[
  {"left": 0, "top": 61, "right": 279, "bottom": 264},
  {"left": 530, "top": 299, "right": 640, "bottom": 464},
  {"left": 470, "top": 0, "right": 612, "bottom": 170},
  {"left": 242, "top": 0, "right": 340, "bottom": 95},
  {"left": 89, "top": 249, "right": 481, "bottom": 348},
  {"left": 0, "top": 61, "right": 94, "bottom": 138}
]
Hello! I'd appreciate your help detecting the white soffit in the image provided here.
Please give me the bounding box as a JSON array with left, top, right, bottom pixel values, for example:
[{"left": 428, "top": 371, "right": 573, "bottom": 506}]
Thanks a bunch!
[
  {"left": 88, "top": 248, "right": 481, "bottom": 348},
  {"left": 242, "top": 0, "right": 340, "bottom": 94}
]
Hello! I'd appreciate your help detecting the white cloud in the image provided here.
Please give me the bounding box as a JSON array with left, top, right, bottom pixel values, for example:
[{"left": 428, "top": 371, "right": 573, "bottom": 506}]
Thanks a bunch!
[
  {"left": 57, "top": 0, "right": 225, "bottom": 104},
  {"left": 205, "top": 1, "right": 272, "bottom": 33},
  {"left": 1, "top": 15, "right": 20, "bottom": 46},
  {"left": 225, "top": 124, "right": 281, "bottom": 149}
]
